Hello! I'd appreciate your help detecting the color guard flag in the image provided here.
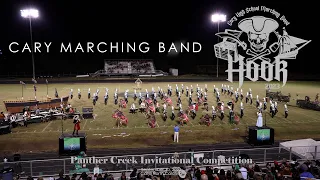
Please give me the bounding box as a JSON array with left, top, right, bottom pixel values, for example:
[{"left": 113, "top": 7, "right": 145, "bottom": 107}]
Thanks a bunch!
[
  {"left": 32, "top": 78, "right": 37, "bottom": 84},
  {"left": 33, "top": 85, "right": 37, "bottom": 92}
]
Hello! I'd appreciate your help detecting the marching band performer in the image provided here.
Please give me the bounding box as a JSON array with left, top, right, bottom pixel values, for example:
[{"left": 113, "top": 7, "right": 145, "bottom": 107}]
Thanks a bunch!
[
  {"left": 249, "top": 93, "right": 253, "bottom": 105},
  {"left": 274, "top": 101, "right": 278, "bottom": 114},
  {"left": 213, "top": 85, "right": 216, "bottom": 94},
  {"left": 70, "top": 89, "right": 73, "bottom": 99},
  {"left": 176, "top": 84, "right": 179, "bottom": 96},
  {"left": 181, "top": 84, "right": 184, "bottom": 94},
  {"left": 151, "top": 87, "right": 155, "bottom": 95},
  {"left": 246, "top": 92, "right": 249, "bottom": 103},
  {"left": 212, "top": 106, "right": 216, "bottom": 119},
  {"left": 240, "top": 89, "right": 243, "bottom": 100},
  {"left": 54, "top": 88, "right": 59, "bottom": 98},
  {"left": 189, "top": 94, "right": 192, "bottom": 105},
  {"left": 104, "top": 91, "right": 109, "bottom": 105},
  {"left": 263, "top": 98, "right": 267, "bottom": 110},
  {"left": 284, "top": 103, "right": 288, "bottom": 118},
  {"left": 221, "top": 84, "right": 224, "bottom": 93},
  {"left": 205, "top": 84, "right": 208, "bottom": 93},
  {"left": 230, "top": 87, "right": 234, "bottom": 96},
  {"left": 270, "top": 102, "right": 275, "bottom": 118},
  {"left": 163, "top": 103, "right": 167, "bottom": 113},
  {"left": 196, "top": 84, "right": 200, "bottom": 93},
  {"left": 256, "top": 95, "right": 260, "bottom": 108},
  {"left": 169, "top": 86, "right": 172, "bottom": 96},
  {"left": 130, "top": 103, "right": 137, "bottom": 114},
  {"left": 72, "top": 115, "right": 81, "bottom": 136},
  {"left": 204, "top": 91, "right": 207, "bottom": 101},
  {"left": 256, "top": 111, "right": 263, "bottom": 128},
  {"left": 78, "top": 89, "right": 81, "bottom": 99},
  {"left": 145, "top": 89, "right": 149, "bottom": 99},
  {"left": 216, "top": 91, "right": 220, "bottom": 102},
  {"left": 124, "top": 90, "right": 129, "bottom": 103},
  {"left": 258, "top": 102, "right": 263, "bottom": 113},
  {"left": 179, "top": 103, "right": 183, "bottom": 114},
  {"left": 186, "top": 86, "right": 189, "bottom": 97},
  {"left": 235, "top": 90, "right": 239, "bottom": 102},
  {"left": 88, "top": 88, "right": 91, "bottom": 99},
  {"left": 92, "top": 92, "right": 97, "bottom": 106},
  {"left": 171, "top": 105, "right": 175, "bottom": 120},
  {"left": 240, "top": 102, "right": 244, "bottom": 118},
  {"left": 190, "top": 85, "right": 193, "bottom": 94},
  {"left": 220, "top": 104, "right": 225, "bottom": 120}
]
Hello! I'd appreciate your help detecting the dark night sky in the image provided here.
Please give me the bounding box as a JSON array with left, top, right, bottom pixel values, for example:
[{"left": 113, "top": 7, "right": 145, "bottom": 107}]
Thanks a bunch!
[{"left": 0, "top": 0, "right": 317, "bottom": 76}]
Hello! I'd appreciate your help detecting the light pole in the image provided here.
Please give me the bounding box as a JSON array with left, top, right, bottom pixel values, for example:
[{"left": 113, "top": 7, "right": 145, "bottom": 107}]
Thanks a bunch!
[
  {"left": 211, "top": 13, "right": 226, "bottom": 78},
  {"left": 21, "top": 8, "right": 39, "bottom": 80}
]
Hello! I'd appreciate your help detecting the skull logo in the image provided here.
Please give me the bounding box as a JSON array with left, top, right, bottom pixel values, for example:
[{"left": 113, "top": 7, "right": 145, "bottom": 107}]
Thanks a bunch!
[
  {"left": 248, "top": 32, "right": 269, "bottom": 52},
  {"left": 238, "top": 16, "right": 279, "bottom": 52}
]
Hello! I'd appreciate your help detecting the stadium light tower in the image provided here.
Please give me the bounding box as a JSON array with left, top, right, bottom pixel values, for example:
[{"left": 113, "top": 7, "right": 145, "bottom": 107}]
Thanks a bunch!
[
  {"left": 211, "top": 13, "right": 226, "bottom": 78},
  {"left": 21, "top": 8, "right": 39, "bottom": 79}
]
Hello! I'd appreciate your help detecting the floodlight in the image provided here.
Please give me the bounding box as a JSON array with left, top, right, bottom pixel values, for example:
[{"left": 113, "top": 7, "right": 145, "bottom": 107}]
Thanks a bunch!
[{"left": 21, "top": 9, "right": 39, "bottom": 18}]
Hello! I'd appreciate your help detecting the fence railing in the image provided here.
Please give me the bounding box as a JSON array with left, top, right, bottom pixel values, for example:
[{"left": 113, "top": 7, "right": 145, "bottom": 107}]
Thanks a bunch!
[{"left": 1, "top": 145, "right": 319, "bottom": 177}]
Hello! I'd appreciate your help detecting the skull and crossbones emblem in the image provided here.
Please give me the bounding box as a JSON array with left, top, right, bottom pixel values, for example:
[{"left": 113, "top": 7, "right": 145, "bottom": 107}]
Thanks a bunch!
[{"left": 238, "top": 16, "right": 279, "bottom": 62}]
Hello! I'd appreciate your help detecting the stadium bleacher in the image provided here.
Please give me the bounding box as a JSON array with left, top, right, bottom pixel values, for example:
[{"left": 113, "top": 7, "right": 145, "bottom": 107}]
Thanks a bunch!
[{"left": 91, "top": 60, "right": 164, "bottom": 77}]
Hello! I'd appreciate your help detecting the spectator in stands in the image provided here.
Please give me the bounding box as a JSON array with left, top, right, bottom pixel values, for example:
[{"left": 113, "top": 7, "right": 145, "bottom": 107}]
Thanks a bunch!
[
  {"left": 300, "top": 164, "right": 314, "bottom": 180},
  {"left": 57, "top": 172, "right": 64, "bottom": 180},
  {"left": 120, "top": 172, "right": 126, "bottom": 180},
  {"left": 130, "top": 168, "right": 138, "bottom": 180},
  {"left": 201, "top": 170, "right": 208, "bottom": 180},
  {"left": 65, "top": 175, "right": 70, "bottom": 180},
  {"left": 239, "top": 164, "right": 247, "bottom": 180},
  {"left": 219, "top": 169, "right": 226, "bottom": 180},
  {"left": 226, "top": 170, "right": 232, "bottom": 180}
]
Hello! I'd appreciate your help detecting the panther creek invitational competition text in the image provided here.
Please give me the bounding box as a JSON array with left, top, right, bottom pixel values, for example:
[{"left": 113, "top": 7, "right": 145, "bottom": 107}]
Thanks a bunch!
[
  {"left": 71, "top": 156, "right": 253, "bottom": 165},
  {"left": 8, "top": 42, "right": 202, "bottom": 53}
]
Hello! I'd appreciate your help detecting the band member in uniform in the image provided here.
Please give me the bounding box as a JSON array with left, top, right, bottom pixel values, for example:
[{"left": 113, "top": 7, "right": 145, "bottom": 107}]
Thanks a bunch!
[
  {"left": 284, "top": 103, "right": 288, "bottom": 118},
  {"left": 190, "top": 85, "right": 193, "bottom": 94},
  {"left": 181, "top": 84, "right": 184, "bottom": 94},
  {"left": 274, "top": 101, "right": 278, "bottom": 114},
  {"left": 88, "top": 88, "right": 91, "bottom": 99},
  {"left": 235, "top": 90, "right": 239, "bottom": 103},
  {"left": 186, "top": 86, "right": 189, "bottom": 97},
  {"left": 270, "top": 103, "right": 275, "bottom": 118},
  {"left": 230, "top": 87, "right": 234, "bottom": 97},
  {"left": 189, "top": 94, "right": 192, "bottom": 105},
  {"left": 104, "top": 91, "right": 109, "bottom": 105},
  {"left": 240, "top": 89, "right": 243, "bottom": 101},
  {"left": 220, "top": 104, "right": 225, "bottom": 120},
  {"left": 246, "top": 92, "right": 249, "bottom": 103},
  {"left": 213, "top": 85, "right": 216, "bottom": 94},
  {"left": 240, "top": 102, "right": 244, "bottom": 118},
  {"left": 176, "top": 84, "right": 179, "bottom": 96},
  {"left": 221, "top": 84, "right": 224, "bottom": 93},
  {"left": 72, "top": 115, "right": 81, "bottom": 136},
  {"left": 205, "top": 84, "right": 208, "bottom": 93},
  {"left": 124, "top": 90, "right": 129, "bottom": 103},
  {"left": 70, "top": 89, "right": 73, "bottom": 99},
  {"left": 212, "top": 106, "right": 216, "bottom": 119},
  {"left": 23, "top": 110, "right": 29, "bottom": 127},
  {"left": 216, "top": 91, "right": 220, "bottom": 102},
  {"left": 130, "top": 103, "right": 137, "bottom": 114},
  {"left": 55, "top": 88, "right": 59, "bottom": 98},
  {"left": 249, "top": 93, "right": 253, "bottom": 105},
  {"left": 92, "top": 92, "right": 97, "bottom": 106},
  {"left": 78, "top": 89, "right": 81, "bottom": 99},
  {"left": 263, "top": 98, "right": 267, "bottom": 110},
  {"left": 256, "top": 95, "right": 260, "bottom": 108},
  {"left": 171, "top": 105, "right": 175, "bottom": 120}
]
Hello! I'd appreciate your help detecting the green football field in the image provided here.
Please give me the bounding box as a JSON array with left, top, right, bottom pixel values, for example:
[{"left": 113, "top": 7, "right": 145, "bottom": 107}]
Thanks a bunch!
[{"left": 0, "top": 81, "right": 320, "bottom": 154}]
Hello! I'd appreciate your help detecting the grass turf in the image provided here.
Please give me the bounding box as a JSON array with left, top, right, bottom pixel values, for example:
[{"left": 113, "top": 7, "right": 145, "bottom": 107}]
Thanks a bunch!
[{"left": 0, "top": 81, "right": 320, "bottom": 155}]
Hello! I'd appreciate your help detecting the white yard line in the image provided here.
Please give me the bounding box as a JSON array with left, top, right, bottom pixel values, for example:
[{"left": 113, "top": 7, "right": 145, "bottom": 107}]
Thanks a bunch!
[
  {"left": 82, "top": 119, "right": 88, "bottom": 130},
  {"left": 41, "top": 121, "right": 53, "bottom": 132}
]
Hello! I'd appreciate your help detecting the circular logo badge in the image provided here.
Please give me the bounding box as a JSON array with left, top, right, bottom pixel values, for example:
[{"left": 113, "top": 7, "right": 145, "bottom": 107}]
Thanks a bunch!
[{"left": 178, "top": 170, "right": 186, "bottom": 178}]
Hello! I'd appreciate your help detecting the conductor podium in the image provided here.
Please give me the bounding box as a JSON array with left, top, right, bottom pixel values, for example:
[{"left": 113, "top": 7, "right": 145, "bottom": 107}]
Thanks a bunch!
[
  {"left": 59, "top": 133, "right": 87, "bottom": 156},
  {"left": 247, "top": 126, "right": 274, "bottom": 146}
]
